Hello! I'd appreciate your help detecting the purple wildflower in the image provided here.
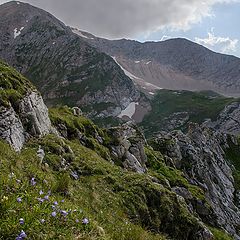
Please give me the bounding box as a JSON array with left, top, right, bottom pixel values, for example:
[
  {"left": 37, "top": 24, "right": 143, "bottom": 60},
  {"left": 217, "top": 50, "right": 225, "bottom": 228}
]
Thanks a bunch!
[
  {"left": 61, "top": 199, "right": 65, "bottom": 203},
  {"left": 40, "top": 219, "right": 45, "bottom": 224},
  {"left": 17, "top": 197, "right": 22, "bottom": 203},
  {"left": 51, "top": 205, "right": 56, "bottom": 209},
  {"left": 39, "top": 190, "right": 44, "bottom": 195},
  {"left": 37, "top": 198, "right": 44, "bottom": 203},
  {"left": 76, "top": 219, "right": 79, "bottom": 223},
  {"left": 30, "top": 177, "right": 36, "bottom": 186},
  {"left": 19, "top": 218, "right": 24, "bottom": 225},
  {"left": 60, "top": 210, "right": 68, "bottom": 217},
  {"left": 44, "top": 195, "right": 49, "bottom": 201},
  {"left": 53, "top": 201, "right": 58, "bottom": 205},
  {"left": 82, "top": 218, "right": 89, "bottom": 224},
  {"left": 51, "top": 211, "right": 57, "bottom": 217},
  {"left": 16, "top": 230, "right": 27, "bottom": 239}
]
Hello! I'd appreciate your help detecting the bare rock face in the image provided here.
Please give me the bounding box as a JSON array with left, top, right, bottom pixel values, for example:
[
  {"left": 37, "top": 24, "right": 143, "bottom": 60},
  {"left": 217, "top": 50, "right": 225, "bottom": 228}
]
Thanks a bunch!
[
  {"left": 153, "top": 124, "right": 240, "bottom": 238},
  {"left": 0, "top": 106, "right": 25, "bottom": 151},
  {"left": 0, "top": 91, "right": 52, "bottom": 151},
  {"left": 205, "top": 102, "right": 240, "bottom": 135},
  {"left": 108, "top": 123, "right": 147, "bottom": 173},
  {"left": 19, "top": 91, "right": 51, "bottom": 136}
]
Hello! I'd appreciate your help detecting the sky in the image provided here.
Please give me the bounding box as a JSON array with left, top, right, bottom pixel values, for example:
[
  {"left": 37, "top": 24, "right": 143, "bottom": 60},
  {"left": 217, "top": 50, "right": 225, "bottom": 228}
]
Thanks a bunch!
[{"left": 1, "top": 0, "right": 240, "bottom": 57}]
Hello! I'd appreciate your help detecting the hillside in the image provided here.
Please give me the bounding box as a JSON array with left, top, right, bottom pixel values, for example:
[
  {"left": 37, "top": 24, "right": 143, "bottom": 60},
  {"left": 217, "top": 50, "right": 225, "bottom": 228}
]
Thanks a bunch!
[
  {"left": 0, "top": 60, "right": 239, "bottom": 240},
  {"left": 140, "top": 90, "right": 240, "bottom": 137},
  {"left": 76, "top": 30, "right": 240, "bottom": 97},
  {"left": 0, "top": 1, "right": 149, "bottom": 122}
]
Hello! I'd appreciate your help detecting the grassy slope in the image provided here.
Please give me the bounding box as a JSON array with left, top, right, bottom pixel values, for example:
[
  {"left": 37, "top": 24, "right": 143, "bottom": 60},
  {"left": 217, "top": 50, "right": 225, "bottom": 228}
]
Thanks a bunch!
[
  {"left": 0, "top": 61, "right": 234, "bottom": 239},
  {"left": 140, "top": 90, "right": 237, "bottom": 137},
  {"left": 0, "top": 60, "right": 34, "bottom": 107},
  {"left": 0, "top": 106, "right": 233, "bottom": 240}
]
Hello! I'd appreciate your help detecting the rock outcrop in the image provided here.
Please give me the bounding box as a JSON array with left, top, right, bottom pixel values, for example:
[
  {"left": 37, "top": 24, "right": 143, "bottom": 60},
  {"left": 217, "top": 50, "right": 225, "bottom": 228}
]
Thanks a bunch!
[
  {"left": 152, "top": 124, "right": 240, "bottom": 238},
  {"left": 0, "top": 91, "right": 52, "bottom": 151},
  {"left": 107, "top": 123, "right": 147, "bottom": 173},
  {"left": 205, "top": 102, "right": 240, "bottom": 135},
  {"left": 0, "top": 60, "right": 52, "bottom": 151}
]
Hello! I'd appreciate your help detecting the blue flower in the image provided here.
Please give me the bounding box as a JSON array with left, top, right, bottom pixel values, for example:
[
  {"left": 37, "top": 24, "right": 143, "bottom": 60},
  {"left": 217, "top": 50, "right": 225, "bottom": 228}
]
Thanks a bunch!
[
  {"left": 19, "top": 218, "right": 24, "bottom": 225},
  {"left": 16, "top": 230, "right": 27, "bottom": 239},
  {"left": 51, "top": 211, "right": 57, "bottom": 217},
  {"left": 44, "top": 195, "right": 49, "bottom": 201},
  {"left": 53, "top": 201, "right": 58, "bottom": 205},
  {"left": 76, "top": 219, "right": 79, "bottom": 223},
  {"left": 40, "top": 219, "right": 45, "bottom": 224},
  {"left": 30, "top": 177, "right": 36, "bottom": 186},
  {"left": 60, "top": 210, "right": 68, "bottom": 217},
  {"left": 61, "top": 199, "right": 65, "bottom": 203},
  {"left": 37, "top": 198, "right": 44, "bottom": 203},
  {"left": 17, "top": 197, "right": 22, "bottom": 203},
  {"left": 82, "top": 218, "right": 89, "bottom": 224},
  {"left": 39, "top": 190, "right": 44, "bottom": 195}
]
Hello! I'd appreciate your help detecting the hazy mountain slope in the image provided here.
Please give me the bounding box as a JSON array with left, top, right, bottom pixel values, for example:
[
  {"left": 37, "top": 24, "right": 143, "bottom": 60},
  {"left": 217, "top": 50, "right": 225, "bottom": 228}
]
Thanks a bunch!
[
  {"left": 75, "top": 29, "right": 240, "bottom": 97},
  {"left": 0, "top": 1, "right": 149, "bottom": 122},
  {"left": 140, "top": 90, "right": 240, "bottom": 137}
]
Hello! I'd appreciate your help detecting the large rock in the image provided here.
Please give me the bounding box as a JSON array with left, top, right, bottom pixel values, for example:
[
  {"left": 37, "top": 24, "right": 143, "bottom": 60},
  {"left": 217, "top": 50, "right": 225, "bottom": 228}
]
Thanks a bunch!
[
  {"left": 0, "top": 91, "right": 52, "bottom": 151},
  {"left": 108, "top": 123, "right": 147, "bottom": 173}
]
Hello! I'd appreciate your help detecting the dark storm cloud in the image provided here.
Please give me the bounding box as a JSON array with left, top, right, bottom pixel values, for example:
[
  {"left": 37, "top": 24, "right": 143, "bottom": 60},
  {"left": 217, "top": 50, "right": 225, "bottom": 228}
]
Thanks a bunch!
[{"left": 0, "top": 0, "right": 237, "bottom": 38}]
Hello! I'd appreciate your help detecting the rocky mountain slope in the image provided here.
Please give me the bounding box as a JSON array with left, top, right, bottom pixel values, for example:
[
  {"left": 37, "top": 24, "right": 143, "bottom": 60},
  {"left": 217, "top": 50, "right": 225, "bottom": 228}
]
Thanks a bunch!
[
  {"left": 0, "top": 58, "right": 239, "bottom": 240},
  {"left": 0, "top": 60, "right": 52, "bottom": 151},
  {"left": 0, "top": 1, "right": 149, "bottom": 122},
  {"left": 139, "top": 90, "right": 240, "bottom": 137},
  {"left": 75, "top": 29, "right": 240, "bottom": 97}
]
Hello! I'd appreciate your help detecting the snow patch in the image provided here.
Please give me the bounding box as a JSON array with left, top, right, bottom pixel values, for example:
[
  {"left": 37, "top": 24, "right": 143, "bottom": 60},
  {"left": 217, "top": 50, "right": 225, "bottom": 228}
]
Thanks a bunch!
[
  {"left": 14, "top": 27, "right": 24, "bottom": 39},
  {"left": 146, "top": 61, "right": 151, "bottom": 65},
  {"left": 118, "top": 102, "right": 138, "bottom": 119},
  {"left": 112, "top": 57, "right": 143, "bottom": 80},
  {"left": 149, "top": 92, "right": 155, "bottom": 95},
  {"left": 16, "top": 2, "right": 20, "bottom": 4},
  {"left": 135, "top": 61, "right": 140, "bottom": 63}
]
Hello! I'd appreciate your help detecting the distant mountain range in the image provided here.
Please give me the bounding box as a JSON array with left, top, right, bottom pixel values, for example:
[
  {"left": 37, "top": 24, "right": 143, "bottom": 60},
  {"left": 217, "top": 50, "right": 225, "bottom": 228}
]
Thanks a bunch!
[
  {"left": 74, "top": 29, "right": 240, "bottom": 97},
  {"left": 0, "top": 1, "right": 149, "bottom": 122},
  {"left": 1, "top": 0, "right": 240, "bottom": 129}
]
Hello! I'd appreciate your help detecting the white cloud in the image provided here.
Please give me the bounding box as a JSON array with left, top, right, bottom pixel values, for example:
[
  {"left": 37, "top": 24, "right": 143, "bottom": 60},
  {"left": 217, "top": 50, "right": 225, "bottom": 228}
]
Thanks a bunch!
[
  {"left": 195, "top": 28, "right": 239, "bottom": 54},
  {"left": 0, "top": 0, "right": 239, "bottom": 38}
]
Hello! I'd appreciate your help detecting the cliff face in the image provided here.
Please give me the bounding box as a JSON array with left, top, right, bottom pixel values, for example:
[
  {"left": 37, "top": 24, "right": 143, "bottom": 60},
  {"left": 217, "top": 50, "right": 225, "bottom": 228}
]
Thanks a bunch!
[
  {"left": 151, "top": 124, "right": 240, "bottom": 238},
  {"left": 0, "top": 60, "right": 51, "bottom": 151}
]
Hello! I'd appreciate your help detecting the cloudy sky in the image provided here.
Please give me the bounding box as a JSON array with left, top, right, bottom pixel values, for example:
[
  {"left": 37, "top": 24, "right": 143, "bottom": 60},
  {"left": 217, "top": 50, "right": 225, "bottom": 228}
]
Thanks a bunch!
[{"left": 1, "top": 0, "right": 240, "bottom": 57}]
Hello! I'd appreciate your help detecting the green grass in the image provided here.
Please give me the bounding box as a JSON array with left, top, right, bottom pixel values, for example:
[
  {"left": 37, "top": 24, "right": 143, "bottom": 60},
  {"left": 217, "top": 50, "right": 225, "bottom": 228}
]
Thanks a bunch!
[
  {"left": 0, "top": 60, "right": 34, "bottom": 107},
  {"left": 140, "top": 90, "right": 237, "bottom": 137},
  {"left": 0, "top": 105, "right": 218, "bottom": 240},
  {"left": 209, "top": 227, "right": 234, "bottom": 240},
  {"left": 0, "top": 138, "right": 168, "bottom": 240}
]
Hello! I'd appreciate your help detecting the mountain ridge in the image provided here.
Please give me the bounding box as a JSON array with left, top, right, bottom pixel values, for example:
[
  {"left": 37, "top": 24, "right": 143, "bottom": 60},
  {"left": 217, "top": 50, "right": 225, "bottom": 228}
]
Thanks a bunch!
[
  {"left": 74, "top": 28, "right": 240, "bottom": 97},
  {"left": 0, "top": 1, "right": 150, "bottom": 122}
]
